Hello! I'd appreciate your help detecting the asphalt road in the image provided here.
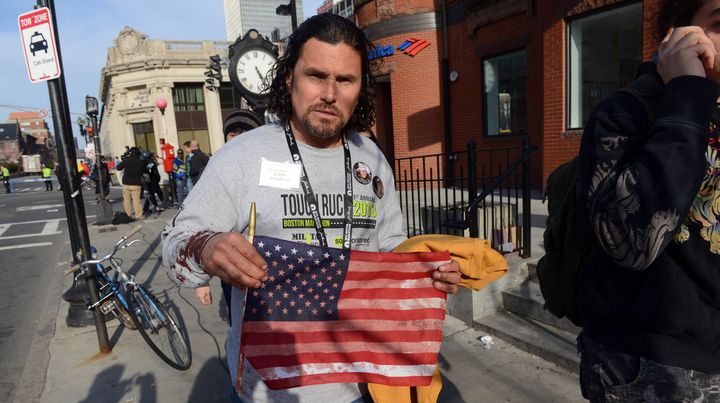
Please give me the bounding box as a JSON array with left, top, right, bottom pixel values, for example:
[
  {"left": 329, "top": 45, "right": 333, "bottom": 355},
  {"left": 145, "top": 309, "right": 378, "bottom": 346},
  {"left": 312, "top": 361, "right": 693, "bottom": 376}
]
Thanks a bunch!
[{"left": 0, "top": 177, "right": 120, "bottom": 403}]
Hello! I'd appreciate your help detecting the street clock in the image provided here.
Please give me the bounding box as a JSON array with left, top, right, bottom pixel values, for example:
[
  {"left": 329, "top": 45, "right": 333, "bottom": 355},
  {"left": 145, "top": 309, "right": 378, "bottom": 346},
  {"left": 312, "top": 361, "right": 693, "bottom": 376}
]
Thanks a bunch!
[{"left": 228, "top": 29, "right": 279, "bottom": 112}]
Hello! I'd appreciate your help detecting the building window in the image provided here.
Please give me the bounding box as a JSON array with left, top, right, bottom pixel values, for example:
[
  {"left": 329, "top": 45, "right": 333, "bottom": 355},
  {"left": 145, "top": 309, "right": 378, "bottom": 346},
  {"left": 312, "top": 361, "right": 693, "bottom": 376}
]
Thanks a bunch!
[
  {"left": 132, "top": 121, "right": 156, "bottom": 154},
  {"left": 567, "top": 2, "right": 643, "bottom": 129},
  {"left": 483, "top": 49, "right": 527, "bottom": 136},
  {"left": 172, "top": 84, "right": 205, "bottom": 111}
]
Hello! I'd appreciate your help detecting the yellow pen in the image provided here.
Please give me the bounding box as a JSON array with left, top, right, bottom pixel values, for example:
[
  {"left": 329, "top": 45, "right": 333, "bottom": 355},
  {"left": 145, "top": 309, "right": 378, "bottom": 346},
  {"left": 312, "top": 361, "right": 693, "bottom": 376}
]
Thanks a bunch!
[{"left": 248, "top": 201, "right": 256, "bottom": 244}]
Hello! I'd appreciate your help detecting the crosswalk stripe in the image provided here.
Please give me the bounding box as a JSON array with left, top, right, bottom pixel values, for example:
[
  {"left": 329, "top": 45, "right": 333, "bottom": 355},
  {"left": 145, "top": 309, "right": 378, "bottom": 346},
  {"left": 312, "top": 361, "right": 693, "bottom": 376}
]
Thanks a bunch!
[
  {"left": 0, "top": 232, "right": 62, "bottom": 241},
  {"left": 0, "top": 242, "right": 52, "bottom": 251}
]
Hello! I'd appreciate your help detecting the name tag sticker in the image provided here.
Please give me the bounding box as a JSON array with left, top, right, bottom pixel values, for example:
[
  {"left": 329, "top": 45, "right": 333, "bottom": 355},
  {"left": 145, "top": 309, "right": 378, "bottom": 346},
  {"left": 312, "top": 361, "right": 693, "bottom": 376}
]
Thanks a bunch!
[{"left": 258, "top": 159, "right": 301, "bottom": 190}]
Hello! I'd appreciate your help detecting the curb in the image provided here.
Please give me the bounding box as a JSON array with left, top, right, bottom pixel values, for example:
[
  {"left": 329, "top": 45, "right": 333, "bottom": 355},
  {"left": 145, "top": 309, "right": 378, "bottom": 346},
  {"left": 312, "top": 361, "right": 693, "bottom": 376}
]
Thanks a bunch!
[{"left": 12, "top": 242, "right": 71, "bottom": 403}]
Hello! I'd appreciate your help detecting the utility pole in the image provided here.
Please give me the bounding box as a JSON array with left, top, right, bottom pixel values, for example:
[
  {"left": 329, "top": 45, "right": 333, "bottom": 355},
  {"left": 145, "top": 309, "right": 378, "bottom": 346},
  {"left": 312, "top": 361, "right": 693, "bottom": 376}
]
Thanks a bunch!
[
  {"left": 86, "top": 95, "right": 112, "bottom": 225},
  {"left": 37, "top": 0, "right": 110, "bottom": 352}
]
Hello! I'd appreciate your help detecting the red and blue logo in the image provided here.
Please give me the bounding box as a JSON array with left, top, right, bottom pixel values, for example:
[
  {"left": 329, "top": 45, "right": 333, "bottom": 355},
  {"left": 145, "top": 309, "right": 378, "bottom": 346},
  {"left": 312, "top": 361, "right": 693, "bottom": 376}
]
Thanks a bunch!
[
  {"left": 397, "top": 38, "right": 431, "bottom": 57},
  {"left": 368, "top": 38, "right": 432, "bottom": 60}
]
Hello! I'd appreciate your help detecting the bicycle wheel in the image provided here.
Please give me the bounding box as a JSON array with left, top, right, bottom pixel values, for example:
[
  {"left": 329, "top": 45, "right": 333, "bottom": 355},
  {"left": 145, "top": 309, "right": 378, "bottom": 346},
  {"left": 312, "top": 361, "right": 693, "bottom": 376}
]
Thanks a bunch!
[{"left": 125, "top": 285, "right": 191, "bottom": 370}]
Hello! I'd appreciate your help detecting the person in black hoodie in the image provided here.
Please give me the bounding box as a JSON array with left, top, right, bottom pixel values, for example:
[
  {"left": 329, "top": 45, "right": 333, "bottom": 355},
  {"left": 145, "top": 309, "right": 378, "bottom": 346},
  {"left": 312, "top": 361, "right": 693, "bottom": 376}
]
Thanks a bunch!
[
  {"left": 577, "top": 1, "right": 720, "bottom": 401},
  {"left": 116, "top": 147, "right": 145, "bottom": 220},
  {"left": 142, "top": 153, "right": 165, "bottom": 216},
  {"left": 187, "top": 140, "right": 209, "bottom": 185}
]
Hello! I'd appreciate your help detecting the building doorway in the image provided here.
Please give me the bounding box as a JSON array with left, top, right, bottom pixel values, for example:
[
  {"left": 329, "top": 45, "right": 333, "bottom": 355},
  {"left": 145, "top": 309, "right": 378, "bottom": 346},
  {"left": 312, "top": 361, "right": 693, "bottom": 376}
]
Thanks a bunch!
[
  {"left": 373, "top": 76, "right": 394, "bottom": 163},
  {"left": 132, "top": 121, "right": 157, "bottom": 154}
]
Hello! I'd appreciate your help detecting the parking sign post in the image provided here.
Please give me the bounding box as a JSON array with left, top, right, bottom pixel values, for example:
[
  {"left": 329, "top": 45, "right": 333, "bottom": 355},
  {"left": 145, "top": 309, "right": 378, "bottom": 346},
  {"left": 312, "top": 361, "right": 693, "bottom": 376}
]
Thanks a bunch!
[
  {"left": 18, "top": 7, "right": 60, "bottom": 82},
  {"left": 20, "top": 0, "right": 110, "bottom": 353}
]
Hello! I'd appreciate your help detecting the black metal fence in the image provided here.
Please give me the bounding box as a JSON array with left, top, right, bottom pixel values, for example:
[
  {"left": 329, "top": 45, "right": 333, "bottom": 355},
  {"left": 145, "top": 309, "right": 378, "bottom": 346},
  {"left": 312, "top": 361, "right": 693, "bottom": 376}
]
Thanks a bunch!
[{"left": 393, "top": 137, "right": 536, "bottom": 257}]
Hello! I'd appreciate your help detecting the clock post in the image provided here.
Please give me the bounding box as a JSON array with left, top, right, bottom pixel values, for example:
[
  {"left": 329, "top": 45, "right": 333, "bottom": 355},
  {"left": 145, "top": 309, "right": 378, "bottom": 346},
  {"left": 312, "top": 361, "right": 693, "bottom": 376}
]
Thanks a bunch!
[{"left": 228, "top": 29, "right": 279, "bottom": 118}]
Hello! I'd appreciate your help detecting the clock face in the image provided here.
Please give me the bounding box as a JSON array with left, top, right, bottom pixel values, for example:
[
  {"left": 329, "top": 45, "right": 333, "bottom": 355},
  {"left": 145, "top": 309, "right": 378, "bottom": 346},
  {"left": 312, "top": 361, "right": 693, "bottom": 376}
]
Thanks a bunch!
[{"left": 236, "top": 48, "right": 276, "bottom": 95}]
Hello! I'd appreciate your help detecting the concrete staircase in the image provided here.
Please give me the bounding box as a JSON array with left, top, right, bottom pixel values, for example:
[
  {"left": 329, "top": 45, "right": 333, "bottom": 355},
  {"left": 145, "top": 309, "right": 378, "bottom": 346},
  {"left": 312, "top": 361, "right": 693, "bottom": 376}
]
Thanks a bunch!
[
  {"left": 470, "top": 262, "right": 581, "bottom": 373},
  {"left": 442, "top": 198, "right": 581, "bottom": 373}
]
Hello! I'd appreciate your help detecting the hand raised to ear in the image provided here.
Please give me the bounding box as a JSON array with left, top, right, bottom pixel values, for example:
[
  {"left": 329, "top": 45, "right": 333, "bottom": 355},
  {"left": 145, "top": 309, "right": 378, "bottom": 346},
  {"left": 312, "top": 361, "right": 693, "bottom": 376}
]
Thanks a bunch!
[{"left": 657, "top": 26, "right": 717, "bottom": 83}]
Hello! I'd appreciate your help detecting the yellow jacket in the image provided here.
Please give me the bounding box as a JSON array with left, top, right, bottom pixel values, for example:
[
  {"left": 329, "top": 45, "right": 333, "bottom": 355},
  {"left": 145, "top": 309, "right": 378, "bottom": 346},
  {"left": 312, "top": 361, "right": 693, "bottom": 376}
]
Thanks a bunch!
[{"left": 368, "top": 234, "right": 508, "bottom": 403}]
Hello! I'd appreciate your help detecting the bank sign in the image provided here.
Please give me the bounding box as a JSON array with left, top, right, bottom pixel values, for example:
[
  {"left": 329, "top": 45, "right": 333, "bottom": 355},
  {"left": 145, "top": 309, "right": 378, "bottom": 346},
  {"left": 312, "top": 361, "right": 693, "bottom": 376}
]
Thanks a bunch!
[
  {"left": 368, "top": 38, "right": 431, "bottom": 61},
  {"left": 18, "top": 7, "right": 61, "bottom": 83}
]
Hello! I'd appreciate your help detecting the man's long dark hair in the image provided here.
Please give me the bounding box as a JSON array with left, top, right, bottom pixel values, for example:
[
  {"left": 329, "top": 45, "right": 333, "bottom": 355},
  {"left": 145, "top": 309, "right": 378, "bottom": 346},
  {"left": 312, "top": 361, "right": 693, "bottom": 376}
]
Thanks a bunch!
[
  {"left": 266, "top": 13, "right": 376, "bottom": 134},
  {"left": 656, "top": 0, "right": 705, "bottom": 38}
]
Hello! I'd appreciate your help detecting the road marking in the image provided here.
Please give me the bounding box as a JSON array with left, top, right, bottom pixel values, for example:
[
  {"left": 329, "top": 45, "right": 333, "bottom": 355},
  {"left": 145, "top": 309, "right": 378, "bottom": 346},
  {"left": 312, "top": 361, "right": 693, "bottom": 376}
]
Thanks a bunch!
[
  {"left": 16, "top": 204, "right": 64, "bottom": 211},
  {"left": 0, "top": 224, "right": 9, "bottom": 237},
  {"left": 41, "top": 219, "right": 60, "bottom": 234},
  {"left": 0, "top": 217, "right": 67, "bottom": 226},
  {"left": 0, "top": 232, "right": 62, "bottom": 241},
  {"left": 47, "top": 209, "right": 59, "bottom": 212},
  {"left": 0, "top": 242, "right": 52, "bottom": 251}
]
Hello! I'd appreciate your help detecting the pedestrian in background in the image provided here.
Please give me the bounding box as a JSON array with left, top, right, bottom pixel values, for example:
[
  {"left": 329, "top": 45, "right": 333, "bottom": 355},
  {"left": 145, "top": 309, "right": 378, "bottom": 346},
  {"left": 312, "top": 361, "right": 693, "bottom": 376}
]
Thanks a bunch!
[
  {"left": 187, "top": 140, "right": 209, "bottom": 186},
  {"left": 182, "top": 141, "right": 194, "bottom": 193},
  {"left": 116, "top": 147, "right": 144, "bottom": 220},
  {"left": 91, "top": 156, "right": 110, "bottom": 199},
  {"left": 2, "top": 164, "right": 11, "bottom": 193},
  {"left": 173, "top": 148, "right": 189, "bottom": 206},
  {"left": 142, "top": 153, "right": 165, "bottom": 216},
  {"left": 577, "top": 0, "right": 720, "bottom": 400},
  {"left": 41, "top": 163, "right": 53, "bottom": 191}
]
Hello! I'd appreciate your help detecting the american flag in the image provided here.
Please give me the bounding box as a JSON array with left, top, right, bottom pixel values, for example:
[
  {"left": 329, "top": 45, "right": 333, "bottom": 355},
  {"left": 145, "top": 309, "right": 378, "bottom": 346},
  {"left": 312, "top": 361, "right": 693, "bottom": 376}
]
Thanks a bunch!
[{"left": 240, "top": 236, "right": 450, "bottom": 390}]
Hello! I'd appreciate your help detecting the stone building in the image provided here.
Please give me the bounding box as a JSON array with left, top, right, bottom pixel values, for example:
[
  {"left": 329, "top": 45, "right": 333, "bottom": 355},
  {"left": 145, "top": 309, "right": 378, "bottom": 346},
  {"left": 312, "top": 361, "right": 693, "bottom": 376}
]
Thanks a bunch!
[{"left": 97, "top": 27, "right": 249, "bottom": 160}]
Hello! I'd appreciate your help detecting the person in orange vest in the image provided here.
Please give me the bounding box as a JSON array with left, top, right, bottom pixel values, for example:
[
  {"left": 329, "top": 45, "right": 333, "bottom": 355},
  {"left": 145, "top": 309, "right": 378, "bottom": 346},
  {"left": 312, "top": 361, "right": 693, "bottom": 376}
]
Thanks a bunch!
[
  {"left": 78, "top": 160, "right": 90, "bottom": 177},
  {"left": 159, "top": 138, "right": 177, "bottom": 206}
]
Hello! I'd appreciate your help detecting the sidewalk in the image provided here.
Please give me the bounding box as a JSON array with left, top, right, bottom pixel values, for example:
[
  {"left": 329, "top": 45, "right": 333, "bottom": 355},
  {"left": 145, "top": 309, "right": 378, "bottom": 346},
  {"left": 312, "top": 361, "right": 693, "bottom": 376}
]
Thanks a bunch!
[{"left": 16, "top": 204, "right": 582, "bottom": 403}]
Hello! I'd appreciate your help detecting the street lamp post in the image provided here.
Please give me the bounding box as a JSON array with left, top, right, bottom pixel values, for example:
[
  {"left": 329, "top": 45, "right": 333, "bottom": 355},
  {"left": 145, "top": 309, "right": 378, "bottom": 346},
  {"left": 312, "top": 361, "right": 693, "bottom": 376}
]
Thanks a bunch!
[
  {"left": 155, "top": 98, "right": 177, "bottom": 205},
  {"left": 276, "top": 0, "right": 298, "bottom": 32},
  {"left": 86, "top": 96, "right": 112, "bottom": 225}
]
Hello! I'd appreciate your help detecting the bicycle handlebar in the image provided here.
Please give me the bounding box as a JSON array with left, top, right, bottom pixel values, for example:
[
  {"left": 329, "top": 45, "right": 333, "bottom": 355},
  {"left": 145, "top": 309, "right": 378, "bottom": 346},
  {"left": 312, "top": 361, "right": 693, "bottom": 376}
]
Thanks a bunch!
[
  {"left": 124, "top": 225, "right": 142, "bottom": 240},
  {"left": 63, "top": 225, "right": 144, "bottom": 276},
  {"left": 64, "top": 264, "right": 81, "bottom": 275}
]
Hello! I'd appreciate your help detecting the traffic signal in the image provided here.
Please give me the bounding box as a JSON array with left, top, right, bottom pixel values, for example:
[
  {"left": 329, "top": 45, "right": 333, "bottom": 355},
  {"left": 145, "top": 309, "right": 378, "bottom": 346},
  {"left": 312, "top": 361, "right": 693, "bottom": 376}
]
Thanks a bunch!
[{"left": 205, "top": 54, "right": 223, "bottom": 92}]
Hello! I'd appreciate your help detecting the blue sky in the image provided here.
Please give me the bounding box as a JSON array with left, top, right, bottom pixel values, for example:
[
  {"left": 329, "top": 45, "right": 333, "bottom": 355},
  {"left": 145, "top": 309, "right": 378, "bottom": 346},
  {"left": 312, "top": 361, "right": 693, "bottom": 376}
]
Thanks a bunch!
[{"left": 1, "top": 0, "right": 323, "bottom": 146}]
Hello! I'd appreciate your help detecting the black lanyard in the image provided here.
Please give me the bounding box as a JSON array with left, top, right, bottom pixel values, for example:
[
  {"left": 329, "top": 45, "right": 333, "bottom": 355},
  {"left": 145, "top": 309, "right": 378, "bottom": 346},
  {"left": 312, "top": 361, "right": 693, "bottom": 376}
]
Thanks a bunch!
[{"left": 284, "top": 127, "right": 354, "bottom": 249}]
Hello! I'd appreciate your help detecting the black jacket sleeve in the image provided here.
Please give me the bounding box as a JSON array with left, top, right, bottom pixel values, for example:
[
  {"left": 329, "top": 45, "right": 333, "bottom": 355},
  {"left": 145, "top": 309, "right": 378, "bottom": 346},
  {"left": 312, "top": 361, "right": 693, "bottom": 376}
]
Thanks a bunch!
[{"left": 579, "top": 74, "right": 719, "bottom": 270}]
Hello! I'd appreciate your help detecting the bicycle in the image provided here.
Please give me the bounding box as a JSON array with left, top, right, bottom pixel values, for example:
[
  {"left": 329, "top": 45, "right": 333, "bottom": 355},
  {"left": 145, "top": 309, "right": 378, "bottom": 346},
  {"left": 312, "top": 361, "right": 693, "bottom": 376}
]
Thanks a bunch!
[{"left": 65, "top": 226, "right": 192, "bottom": 370}]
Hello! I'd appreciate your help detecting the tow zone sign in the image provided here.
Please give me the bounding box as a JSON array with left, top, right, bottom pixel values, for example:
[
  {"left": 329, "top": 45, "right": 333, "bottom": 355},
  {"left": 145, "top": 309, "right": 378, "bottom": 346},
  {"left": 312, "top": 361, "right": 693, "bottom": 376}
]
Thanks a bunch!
[{"left": 18, "top": 7, "right": 61, "bottom": 83}]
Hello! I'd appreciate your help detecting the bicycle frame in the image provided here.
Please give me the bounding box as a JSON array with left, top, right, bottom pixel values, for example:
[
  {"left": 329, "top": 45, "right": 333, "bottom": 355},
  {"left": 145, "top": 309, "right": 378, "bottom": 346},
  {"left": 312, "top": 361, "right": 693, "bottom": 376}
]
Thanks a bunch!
[{"left": 65, "top": 225, "right": 191, "bottom": 370}]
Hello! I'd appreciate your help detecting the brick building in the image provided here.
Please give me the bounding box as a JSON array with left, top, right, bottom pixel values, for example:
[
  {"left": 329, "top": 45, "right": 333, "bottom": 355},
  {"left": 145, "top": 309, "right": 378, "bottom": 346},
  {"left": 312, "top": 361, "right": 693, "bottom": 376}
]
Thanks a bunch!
[
  {"left": 355, "top": 0, "right": 661, "bottom": 190},
  {"left": 0, "top": 123, "right": 21, "bottom": 162},
  {"left": 7, "top": 111, "right": 51, "bottom": 155}
]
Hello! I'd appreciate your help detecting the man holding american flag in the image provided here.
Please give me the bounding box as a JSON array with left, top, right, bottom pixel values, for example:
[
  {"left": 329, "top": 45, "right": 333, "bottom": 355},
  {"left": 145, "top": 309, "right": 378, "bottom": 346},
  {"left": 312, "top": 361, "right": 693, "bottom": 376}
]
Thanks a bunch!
[{"left": 162, "top": 13, "right": 460, "bottom": 403}]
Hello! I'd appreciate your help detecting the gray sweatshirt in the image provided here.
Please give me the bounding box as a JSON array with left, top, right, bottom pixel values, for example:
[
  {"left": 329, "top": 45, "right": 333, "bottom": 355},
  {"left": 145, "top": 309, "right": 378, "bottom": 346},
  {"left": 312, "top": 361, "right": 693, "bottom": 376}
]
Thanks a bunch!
[{"left": 162, "top": 123, "right": 406, "bottom": 402}]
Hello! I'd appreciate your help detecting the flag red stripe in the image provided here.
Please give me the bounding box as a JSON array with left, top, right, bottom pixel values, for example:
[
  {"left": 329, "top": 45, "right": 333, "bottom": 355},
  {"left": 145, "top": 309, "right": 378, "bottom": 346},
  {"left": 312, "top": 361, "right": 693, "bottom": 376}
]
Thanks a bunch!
[
  {"left": 242, "top": 329, "right": 442, "bottom": 345},
  {"left": 407, "top": 41, "right": 431, "bottom": 56},
  {"left": 342, "top": 278, "right": 434, "bottom": 289},
  {"left": 345, "top": 270, "right": 429, "bottom": 281},
  {"left": 350, "top": 250, "right": 449, "bottom": 263},
  {"left": 347, "top": 260, "right": 448, "bottom": 273},
  {"left": 244, "top": 340, "right": 442, "bottom": 356},
  {"left": 338, "top": 308, "right": 446, "bottom": 321},
  {"left": 243, "top": 318, "right": 444, "bottom": 333},
  {"left": 247, "top": 351, "right": 439, "bottom": 369},
  {"left": 341, "top": 288, "right": 443, "bottom": 300},
  {"left": 263, "top": 372, "right": 434, "bottom": 390}
]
